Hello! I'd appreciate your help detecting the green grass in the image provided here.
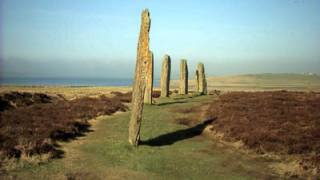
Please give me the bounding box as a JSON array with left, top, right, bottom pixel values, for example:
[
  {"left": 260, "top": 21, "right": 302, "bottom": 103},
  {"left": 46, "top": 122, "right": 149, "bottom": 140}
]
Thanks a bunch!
[{"left": 6, "top": 95, "right": 280, "bottom": 180}]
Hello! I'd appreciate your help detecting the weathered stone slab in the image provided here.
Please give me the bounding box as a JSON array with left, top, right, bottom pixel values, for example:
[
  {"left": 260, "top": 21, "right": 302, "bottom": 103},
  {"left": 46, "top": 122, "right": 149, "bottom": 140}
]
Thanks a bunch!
[
  {"left": 195, "top": 69, "right": 199, "bottom": 93},
  {"left": 197, "top": 63, "right": 207, "bottom": 95},
  {"left": 179, "top": 59, "right": 188, "bottom": 95},
  {"left": 144, "top": 51, "right": 154, "bottom": 104},
  {"left": 160, "top": 55, "right": 171, "bottom": 97}
]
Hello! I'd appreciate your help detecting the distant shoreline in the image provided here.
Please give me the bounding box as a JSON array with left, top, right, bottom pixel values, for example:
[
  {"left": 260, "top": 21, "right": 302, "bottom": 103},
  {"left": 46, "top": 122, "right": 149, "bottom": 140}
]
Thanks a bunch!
[
  {"left": 0, "top": 77, "right": 161, "bottom": 87},
  {"left": 0, "top": 84, "right": 131, "bottom": 88},
  {"left": 1, "top": 74, "right": 319, "bottom": 92}
]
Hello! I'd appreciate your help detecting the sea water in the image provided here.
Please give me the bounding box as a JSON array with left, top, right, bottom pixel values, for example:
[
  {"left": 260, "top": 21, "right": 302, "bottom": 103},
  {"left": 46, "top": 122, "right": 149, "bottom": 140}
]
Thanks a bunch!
[{"left": 0, "top": 77, "right": 160, "bottom": 87}]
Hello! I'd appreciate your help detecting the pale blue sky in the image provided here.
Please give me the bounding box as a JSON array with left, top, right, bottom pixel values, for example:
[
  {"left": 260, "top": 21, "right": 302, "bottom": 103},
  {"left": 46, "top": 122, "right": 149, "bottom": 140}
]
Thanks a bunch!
[{"left": 1, "top": 0, "right": 319, "bottom": 78}]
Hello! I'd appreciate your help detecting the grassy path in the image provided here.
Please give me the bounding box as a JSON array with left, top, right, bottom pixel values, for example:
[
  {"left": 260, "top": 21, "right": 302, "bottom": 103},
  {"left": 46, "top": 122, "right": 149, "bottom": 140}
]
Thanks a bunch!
[{"left": 8, "top": 95, "right": 280, "bottom": 179}]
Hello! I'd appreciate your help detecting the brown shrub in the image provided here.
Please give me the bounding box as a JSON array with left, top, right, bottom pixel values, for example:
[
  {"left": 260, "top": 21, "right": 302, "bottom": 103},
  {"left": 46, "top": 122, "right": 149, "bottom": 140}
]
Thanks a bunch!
[
  {"left": 0, "top": 92, "right": 58, "bottom": 112},
  {"left": 203, "top": 91, "right": 320, "bottom": 172},
  {"left": 0, "top": 95, "right": 127, "bottom": 158},
  {"left": 110, "top": 90, "right": 161, "bottom": 103},
  {"left": 152, "top": 90, "right": 161, "bottom": 98},
  {"left": 110, "top": 91, "right": 132, "bottom": 103}
]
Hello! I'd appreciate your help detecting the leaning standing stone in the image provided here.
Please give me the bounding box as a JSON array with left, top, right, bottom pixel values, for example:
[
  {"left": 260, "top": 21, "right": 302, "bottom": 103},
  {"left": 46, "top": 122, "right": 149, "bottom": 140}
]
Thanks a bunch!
[
  {"left": 160, "top": 55, "right": 171, "bottom": 97},
  {"left": 129, "top": 9, "right": 151, "bottom": 146},
  {"left": 179, "top": 59, "right": 188, "bottom": 95}
]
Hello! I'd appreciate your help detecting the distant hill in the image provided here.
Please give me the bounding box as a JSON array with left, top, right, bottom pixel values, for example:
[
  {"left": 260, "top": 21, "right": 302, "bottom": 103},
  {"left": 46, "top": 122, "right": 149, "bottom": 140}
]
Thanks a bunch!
[{"left": 171, "top": 73, "right": 320, "bottom": 92}]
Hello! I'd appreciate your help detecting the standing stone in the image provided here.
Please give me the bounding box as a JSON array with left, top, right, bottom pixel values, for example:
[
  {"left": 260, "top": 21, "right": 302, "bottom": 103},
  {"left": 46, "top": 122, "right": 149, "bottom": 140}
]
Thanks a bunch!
[
  {"left": 179, "top": 59, "right": 188, "bottom": 95},
  {"left": 160, "top": 55, "right": 171, "bottom": 97},
  {"left": 129, "top": 9, "right": 151, "bottom": 146},
  {"left": 195, "top": 70, "right": 199, "bottom": 93},
  {"left": 144, "top": 51, "right": 154, "bottom": 104},
  {"left": 197, "top": 63, "right": 207, "bottom": 95}
]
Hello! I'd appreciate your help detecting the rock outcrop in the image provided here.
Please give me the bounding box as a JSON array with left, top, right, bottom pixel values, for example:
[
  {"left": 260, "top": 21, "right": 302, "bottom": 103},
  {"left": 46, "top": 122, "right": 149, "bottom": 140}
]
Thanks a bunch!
[
  {"left": 179, "top": 59, "right": 188, "bottom": 95},
  {"left": 129, "top": 9, "right": 151, "bottom": 146},
  {"left": 160, "top": 55, "right": 171, "bottom": 97}
]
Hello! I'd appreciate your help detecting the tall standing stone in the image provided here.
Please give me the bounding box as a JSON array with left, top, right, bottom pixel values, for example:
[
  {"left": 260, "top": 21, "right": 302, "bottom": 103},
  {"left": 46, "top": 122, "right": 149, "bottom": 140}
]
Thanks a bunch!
[
  {"left": 160, "top": 55, "right": 171, "bottom": 97},
  {"left": 144, "top": 51, "right": 154, "bottom": 104},
  {"left": 129, "top": 9, "right": 151, "bottom": 146},
  {"left": 197, "top": 63, "right": 207, "bottom": 95},
  {"left": 179, "top": 59, "right": 188, "bottom": 95},
  {"left": 195, "top": 70, "right": 199, "bottom": 92}
]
